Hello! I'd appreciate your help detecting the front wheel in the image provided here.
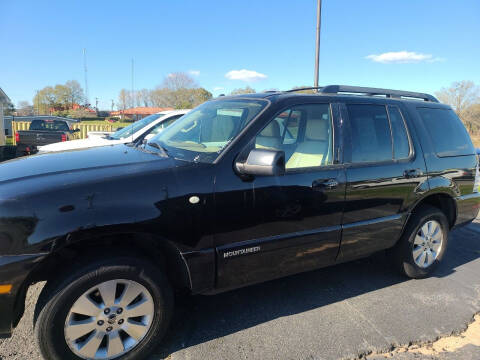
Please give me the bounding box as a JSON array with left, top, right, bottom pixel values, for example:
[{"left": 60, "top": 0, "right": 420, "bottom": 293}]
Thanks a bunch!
[
  {"left": 34, "top": 256, "right": 173, "bottom": 360},
  {"left": 392, "top": 205, "right": 449, "bottom": 278}
]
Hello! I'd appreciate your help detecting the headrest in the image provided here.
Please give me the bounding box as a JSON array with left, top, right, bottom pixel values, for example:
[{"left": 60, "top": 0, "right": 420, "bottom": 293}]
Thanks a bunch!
[
  {"left": 305, "top": 118, "right": 329, "bottom": 141},
  {"left": 259, "top": 120, "right": 280, "bottom": 138}
]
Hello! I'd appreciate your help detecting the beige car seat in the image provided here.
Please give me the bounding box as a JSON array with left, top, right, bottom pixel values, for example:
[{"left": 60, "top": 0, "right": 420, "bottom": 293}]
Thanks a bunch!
[
  {"left": 256, "top": 121, "right": 281, "bottom": 150},
  {"left": 286, "top": 117, "right": 330, "bottom": 168}
]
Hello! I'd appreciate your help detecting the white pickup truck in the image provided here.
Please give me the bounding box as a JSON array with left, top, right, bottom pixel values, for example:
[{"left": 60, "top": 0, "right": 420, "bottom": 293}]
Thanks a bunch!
[{"left": 37, "top": 109, "right": 189, "bottom": 153}]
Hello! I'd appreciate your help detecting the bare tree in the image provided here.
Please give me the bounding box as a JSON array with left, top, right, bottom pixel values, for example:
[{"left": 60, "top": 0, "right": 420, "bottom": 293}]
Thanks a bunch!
[
  {"left": 118, "top": 89, "right": 130, "bottom": 111},
  {"left": 436, "top": 81, "right": 479, "bottom": 118},
  {"left": 16, "top": 101, "right": 34, "bottom": 116},
  {"left": 161, "top": 72, "right": 197, "bottom": 91},
  {"left": 136, "top": 89, "right": 152, "bottom": 107}
]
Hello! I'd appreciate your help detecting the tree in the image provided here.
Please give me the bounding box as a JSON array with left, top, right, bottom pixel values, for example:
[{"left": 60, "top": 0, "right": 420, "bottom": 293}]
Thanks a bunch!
[
  {"left": 162, "top": 72, "right": 197, "bottom": 91},
  {"left": 230, "top": 86, "right": 256, "bottom": 95},
  {"left": 65, "top": 80, "right": 85, "bottom": 107},
  {"left": 136, "top": 89, "right": 152, "bottom": 107},
  {"left": 32, "top": 81, "right": 85, "bottom": 114},
  {"left": 150, "top": 88, "right": 172, "bottom": 107},
  {"left": 190, "top": 88, "right": 213, "bottom": 106},
  {"left": 462, "top": 103, "right": 480, "bottom": 134},
  {"left": 435, "top": 81, "right": 479, "bottom": 119},
  {"left": 33, "top": 86, "right": 56, "bottom": 114},
  {"left": 16, "top": 101, "right": 34, "bottom": 116},
  {"left": 118, "top": 89, "right": 130, "bottom": 112},
  {"left": 4, "top": 103, "right": 15, "bottom": 116},
  {"left": 53, "top": 84, "right": 70, "bottom": 110}
]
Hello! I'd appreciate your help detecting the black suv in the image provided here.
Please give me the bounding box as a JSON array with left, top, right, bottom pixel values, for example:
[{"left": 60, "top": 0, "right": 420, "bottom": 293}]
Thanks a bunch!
[{"left": 0, "top": 85, "right": 479, "bottom": 359}]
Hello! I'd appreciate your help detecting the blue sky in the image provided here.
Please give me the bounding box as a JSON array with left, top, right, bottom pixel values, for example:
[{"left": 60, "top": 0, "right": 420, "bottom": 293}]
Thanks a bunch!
[{"left": 1, "top": 0, "right": 479, "bottom": 110}]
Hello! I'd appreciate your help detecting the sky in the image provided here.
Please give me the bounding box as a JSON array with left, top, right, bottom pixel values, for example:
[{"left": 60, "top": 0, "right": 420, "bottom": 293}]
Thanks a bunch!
[{"left": 1, "top": 0, "right": 479, "bottom": 110}]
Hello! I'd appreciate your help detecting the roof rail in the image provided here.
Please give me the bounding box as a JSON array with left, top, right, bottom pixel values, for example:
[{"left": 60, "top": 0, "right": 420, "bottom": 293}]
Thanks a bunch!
[
  {"left": 285, "top": 87, "right": 324, "bottom": 93},
  {"left": 321, "top": 85, "right": 439, "bottom": 102}
]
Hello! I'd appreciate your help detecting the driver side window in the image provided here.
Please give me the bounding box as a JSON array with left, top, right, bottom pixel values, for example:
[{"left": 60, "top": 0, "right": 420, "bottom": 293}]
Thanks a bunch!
[{"left": 255, "top": 104, "right": 333, "bottom": 170}]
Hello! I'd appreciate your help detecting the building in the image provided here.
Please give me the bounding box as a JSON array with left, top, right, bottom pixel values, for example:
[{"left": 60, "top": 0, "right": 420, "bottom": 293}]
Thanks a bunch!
[
  {"left": 0, "top": 87, "right": 13, "bottom": 146},
  {"left": 110, "top": 107, "right": 173, "bottom": 120}
]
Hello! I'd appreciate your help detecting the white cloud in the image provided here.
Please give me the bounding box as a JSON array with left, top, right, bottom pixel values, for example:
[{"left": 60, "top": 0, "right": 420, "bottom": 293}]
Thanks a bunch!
[
  {"left": 213, "top": 86, "right": 225, "bottom": 91},
  {"left": 365, "top": 51, "right": 444, "bottom": 64},
  {"left": 225, "top": 69, "right": 267, "bottom": 82},
  {"left": 189, "top": 70, "right": 200, "bottom": 76}
]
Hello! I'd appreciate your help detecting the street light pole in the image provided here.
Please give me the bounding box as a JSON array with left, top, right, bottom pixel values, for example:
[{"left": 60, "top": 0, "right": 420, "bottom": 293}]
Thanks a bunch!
[{"left": 314, "top": 0, "right": 322, "bottom": 91}]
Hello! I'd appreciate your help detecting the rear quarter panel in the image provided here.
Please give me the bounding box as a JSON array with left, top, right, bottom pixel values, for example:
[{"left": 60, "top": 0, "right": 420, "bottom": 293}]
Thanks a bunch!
[{"left": 404, "top": 102, "right": 480, "bottom": 224}]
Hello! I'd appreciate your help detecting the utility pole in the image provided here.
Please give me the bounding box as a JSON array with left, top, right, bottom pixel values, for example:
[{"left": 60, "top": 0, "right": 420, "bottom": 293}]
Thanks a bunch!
[
  {"left": 95, "top": 97, "right": 99, "bottom": 114},
  {"left": 83, "top": 48, "right": 90, "bottom": 106},
  {"left": 35, "top": 90, "right": 39, "bottom": 115},
  {"left": 111, "top": 99, "right": 114, "bottom": 111},
  {"left": 314, "top": 0, "right": 322, "bottom": 91}
]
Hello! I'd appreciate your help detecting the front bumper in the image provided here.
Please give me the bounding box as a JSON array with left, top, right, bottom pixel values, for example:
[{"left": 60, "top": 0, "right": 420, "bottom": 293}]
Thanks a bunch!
[
  {"left": 455, "top": 193, "right": 480, "bottom": 227},
  {"left": 0, "top": 254, "right": 46, "bottom": 337}
]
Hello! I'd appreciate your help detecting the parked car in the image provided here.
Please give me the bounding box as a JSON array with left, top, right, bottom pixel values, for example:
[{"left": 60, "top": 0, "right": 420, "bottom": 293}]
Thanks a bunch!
[
  {"left": 0, "top": 85, "right": 479, "bottom": 360},
  {"left": 14, "top": 118, "right": 80, "bottom": 156},
  {"left": 86, "top": 130, "right": 114, "bottom": 139},
  {"left": 37, "top": 109, "right": 189, "bottom": 153}
]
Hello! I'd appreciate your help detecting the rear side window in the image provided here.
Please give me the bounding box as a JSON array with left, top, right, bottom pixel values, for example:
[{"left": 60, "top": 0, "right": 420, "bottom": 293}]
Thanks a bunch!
[
  {"left": 388, "top": 106, "right": 410, "bottom": 159},
  {"left": 347, "top": 104, "right": 392, "bottom": 163},
  {"left": 417, "top": 108, "right": 474, "bottom": 157}
]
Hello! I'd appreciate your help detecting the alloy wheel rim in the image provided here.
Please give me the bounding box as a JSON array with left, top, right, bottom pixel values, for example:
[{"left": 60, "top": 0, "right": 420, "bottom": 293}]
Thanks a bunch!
[
  {"left": 64, "top": 279, "right": 155, "bottom": 359},
  {"left": 412, "top": 220, "right": 443, "bottom": 268}
]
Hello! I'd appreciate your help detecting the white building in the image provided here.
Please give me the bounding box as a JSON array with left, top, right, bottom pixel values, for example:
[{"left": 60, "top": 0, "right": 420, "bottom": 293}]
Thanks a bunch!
[{"left": 0, "top": 87, "right": 12, "bottom": 146}]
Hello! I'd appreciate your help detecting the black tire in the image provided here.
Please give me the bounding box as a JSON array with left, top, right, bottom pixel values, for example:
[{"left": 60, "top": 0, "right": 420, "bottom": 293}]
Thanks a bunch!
[
  {"left": 391, "top": 205, "right": 449, "bottom": 278},
  {"left": 34, "top": 255, "right": 173, "bottom": 360}
]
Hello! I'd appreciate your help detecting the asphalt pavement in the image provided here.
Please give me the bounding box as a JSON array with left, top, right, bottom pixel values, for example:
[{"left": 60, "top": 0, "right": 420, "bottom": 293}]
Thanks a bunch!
[{"left": 1, "top": 220, "right": 479, "bottom": 360}]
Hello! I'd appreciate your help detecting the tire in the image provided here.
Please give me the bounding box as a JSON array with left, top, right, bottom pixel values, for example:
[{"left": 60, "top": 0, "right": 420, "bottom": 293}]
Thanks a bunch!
[
  {"left": 392, "top": 205, "right": 449, "bottom": 278},
  {"left": 34, "top": 255, "right": 173, "bottom": 360}
]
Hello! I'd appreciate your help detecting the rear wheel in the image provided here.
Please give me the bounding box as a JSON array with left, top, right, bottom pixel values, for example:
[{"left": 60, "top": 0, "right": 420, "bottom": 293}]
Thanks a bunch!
[
  {"left": 34, "top": 255, "right": 173, "bottom": 360},
  {"left": 392, "top": 205, "right": 449, "bottom": 278}
]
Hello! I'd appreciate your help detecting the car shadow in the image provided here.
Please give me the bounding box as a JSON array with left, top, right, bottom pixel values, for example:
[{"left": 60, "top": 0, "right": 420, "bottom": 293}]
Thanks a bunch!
[{"left": 152, "top": 221, "right": 480, "bottom": 358}]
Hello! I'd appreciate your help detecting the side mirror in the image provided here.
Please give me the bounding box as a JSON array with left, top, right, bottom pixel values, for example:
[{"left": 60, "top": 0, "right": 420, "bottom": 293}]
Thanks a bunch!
[{"left": 235, "top": 148, "right": 285, "bottom": 177}]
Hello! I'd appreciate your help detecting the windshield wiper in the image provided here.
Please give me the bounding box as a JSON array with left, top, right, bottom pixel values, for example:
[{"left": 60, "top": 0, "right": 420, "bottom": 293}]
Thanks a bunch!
[{"left": 146, "top": 141, "right": 169, "bottom": 157}]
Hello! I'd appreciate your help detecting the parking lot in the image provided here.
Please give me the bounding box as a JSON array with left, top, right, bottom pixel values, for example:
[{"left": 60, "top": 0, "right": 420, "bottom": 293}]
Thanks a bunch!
[{"left": 1, "top": 220, "right": 479, "bottom": 360}]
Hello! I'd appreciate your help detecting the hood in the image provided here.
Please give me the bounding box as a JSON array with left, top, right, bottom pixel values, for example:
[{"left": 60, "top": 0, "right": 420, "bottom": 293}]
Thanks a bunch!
[
  {"left": 0, "top": 144, "right": 170, "bottom": 184},
  {"left": 38, "top": 137, "right": 119, "bottom": 153}
]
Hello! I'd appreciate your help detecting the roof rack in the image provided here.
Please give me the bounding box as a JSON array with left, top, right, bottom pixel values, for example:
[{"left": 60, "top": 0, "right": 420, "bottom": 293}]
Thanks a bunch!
[
  {"left": 286, "top": 85, "right": 438, "bottom": 102},
  {"left": 321, "top": 85, "right": 439, "bottom": 102},
  {"left": 285, "top": 87, "right": 324, "bottom": 93}
]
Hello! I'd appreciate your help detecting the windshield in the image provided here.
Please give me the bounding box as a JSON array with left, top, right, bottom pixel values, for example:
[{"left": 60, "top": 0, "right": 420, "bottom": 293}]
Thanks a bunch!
[
  {"left": 109, "top": 113, "right": 165, "bottom": 140},
  {"left": 147, "top": 99, "right": 268, "bottom": 163}
]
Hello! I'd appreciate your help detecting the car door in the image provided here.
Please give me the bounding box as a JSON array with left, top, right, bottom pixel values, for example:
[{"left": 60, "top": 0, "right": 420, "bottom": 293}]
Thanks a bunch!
[
  {"left": 214, "top": 101, "right": 346, "bottom": 290},
  {"left": 338, "top": 101, "right": 427, "bottom": 261}
]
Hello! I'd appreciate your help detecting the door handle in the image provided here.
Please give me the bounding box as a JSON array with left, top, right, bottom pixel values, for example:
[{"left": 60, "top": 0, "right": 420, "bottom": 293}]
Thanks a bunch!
[
  {"left": 404, "top": 169, "right": 423, "bottom": 178},
  {"left": 312, "top": 179, "right": 338, "bottom": 190}
]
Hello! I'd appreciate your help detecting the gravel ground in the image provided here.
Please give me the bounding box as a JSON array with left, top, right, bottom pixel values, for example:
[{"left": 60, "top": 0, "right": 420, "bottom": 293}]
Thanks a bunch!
[
  {"left": 1, "top": 221, "right": 480, "bottom": 360},
  {"left": 0, "top": 282, "right": 44, "bottom": 360}
]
